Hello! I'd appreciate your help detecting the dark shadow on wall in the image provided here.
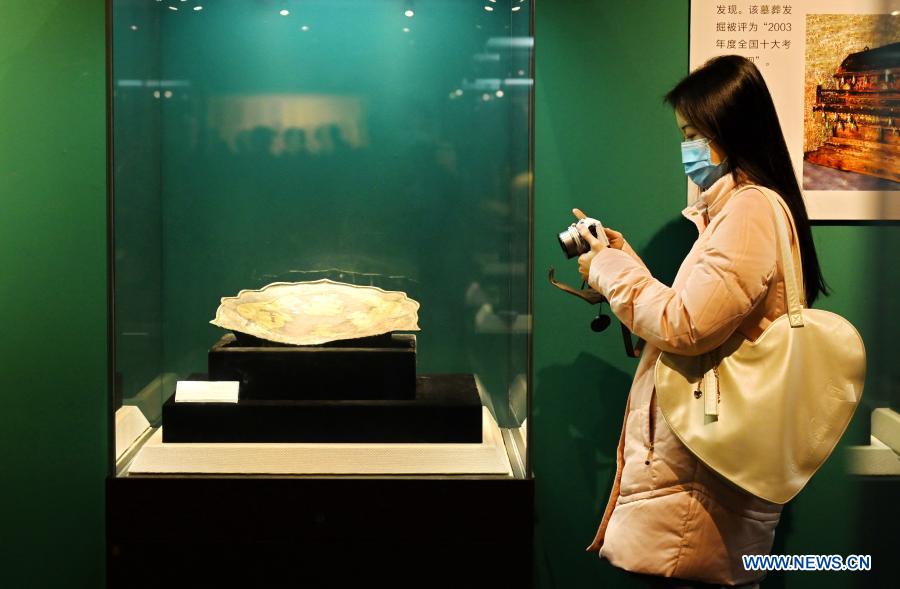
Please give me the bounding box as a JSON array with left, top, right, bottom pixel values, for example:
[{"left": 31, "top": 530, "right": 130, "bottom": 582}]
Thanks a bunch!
[
  {"left": 533, "top": 352, "right": 635, "bottom": 588},
  {"left": 638, "top": 217, "right": 697, "bottom": 286},
  {"left": 539, "top": 352, "right": 635, "bottom": 510}
]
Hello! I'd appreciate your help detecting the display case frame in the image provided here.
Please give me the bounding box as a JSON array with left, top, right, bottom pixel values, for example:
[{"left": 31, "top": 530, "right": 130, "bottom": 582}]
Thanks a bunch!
[
  {"left": 106, "top": 0, "right": 535, "bottom": 481},
  {"left": 105, "top": 2, "right": 535, "bottom": 583}
]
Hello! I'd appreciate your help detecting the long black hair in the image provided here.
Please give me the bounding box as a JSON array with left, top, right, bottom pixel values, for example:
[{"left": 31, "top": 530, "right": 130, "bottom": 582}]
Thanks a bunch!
[{"left": 665, "top": 55, "right": 828, "bottom": 306}]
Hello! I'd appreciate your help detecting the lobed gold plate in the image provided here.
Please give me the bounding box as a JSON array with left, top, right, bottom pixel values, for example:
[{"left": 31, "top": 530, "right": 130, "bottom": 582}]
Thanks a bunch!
[{"left": 210, "top": 279, "right": 420, "bottom": 346}]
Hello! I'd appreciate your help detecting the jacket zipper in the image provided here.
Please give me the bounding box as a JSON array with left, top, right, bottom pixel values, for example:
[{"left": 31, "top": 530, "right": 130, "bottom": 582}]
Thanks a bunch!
[
  {"left": 646, "top": 203, "right": 709, "bottom": 467},
  {"left": 646, "top": 389, "right": 656, "bottom": 465}
]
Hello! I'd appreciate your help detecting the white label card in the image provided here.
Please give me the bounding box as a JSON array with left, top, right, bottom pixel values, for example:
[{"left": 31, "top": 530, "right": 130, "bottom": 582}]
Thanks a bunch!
[{"left": 175, "top": 380, "right": 240, "bottom": 403}]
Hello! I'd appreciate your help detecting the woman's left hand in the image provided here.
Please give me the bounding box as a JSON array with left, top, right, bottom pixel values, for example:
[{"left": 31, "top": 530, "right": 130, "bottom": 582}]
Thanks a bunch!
[{"left": 573, "top": 208, "right": 608, "bottom": 282}]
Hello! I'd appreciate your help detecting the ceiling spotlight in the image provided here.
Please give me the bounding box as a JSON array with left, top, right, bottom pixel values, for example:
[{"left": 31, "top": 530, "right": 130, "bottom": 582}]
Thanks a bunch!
[
  {"left": 194, "top": 6, "right": 203, "bottom": 11},
  {"left": 405, "top": 9, "right": 414, "bottom": 18},
  {"left": 484, "top": 5, "right": 494, "bottom": 11},
  {"left": 301, "top": 25, "right": 310, "bottom": 31},
  {"left": 164, "top": 90, "right": 173, "bottom": 98},
  {"left": 168, "top": 6, "right": 178, "bottom": 11},
  {"left": 403, "top": 27, "right": 410, "bottom": 33},
  {"left": 280, "top": 9, "right": 290, "bottom": 16},
  {"left": 495, "top": 89, "right": 504, "bottom": 98},
  {"left": 512, "top": 6, "right": 521, "bottom": 11},
  {"left": 130, "top": 25, "right": 138, "bottom": 30}
]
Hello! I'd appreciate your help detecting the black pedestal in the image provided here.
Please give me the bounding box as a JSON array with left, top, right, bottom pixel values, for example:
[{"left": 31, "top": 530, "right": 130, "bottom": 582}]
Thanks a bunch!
[
  {"left": 107, "top": 476, "right": 534, "bottom": 589},
  {"left": 208, "top": 332, "right": 417, "bottom": 401},
  {"left": 162, "top": 373, "right": 483, "bottom": 443}
]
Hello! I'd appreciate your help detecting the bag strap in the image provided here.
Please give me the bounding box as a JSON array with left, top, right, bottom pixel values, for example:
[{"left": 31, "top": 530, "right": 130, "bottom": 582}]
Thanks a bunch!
[{"left": 731, "top": 184, "right": 806, "bottom": 327}]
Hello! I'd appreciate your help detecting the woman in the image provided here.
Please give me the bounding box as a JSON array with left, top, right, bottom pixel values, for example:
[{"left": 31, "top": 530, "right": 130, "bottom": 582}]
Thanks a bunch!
[{"left": 575, "top": 55, "right": 828, "bottom": 588}]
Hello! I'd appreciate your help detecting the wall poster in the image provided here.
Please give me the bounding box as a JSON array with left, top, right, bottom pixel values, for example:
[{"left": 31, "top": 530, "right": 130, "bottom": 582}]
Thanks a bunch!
[{"left": 690, "top": 1, "right": 900, "bottom": 220}]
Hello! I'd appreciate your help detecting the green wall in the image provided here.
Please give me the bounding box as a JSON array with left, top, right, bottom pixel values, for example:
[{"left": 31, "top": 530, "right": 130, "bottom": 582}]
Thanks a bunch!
[
  {"left": 0, "top": 1, "right": 896, "bottom": 587},
  {"left": 0, "top": 0, "right": 107, "bottom": 586},
  {"left": 533, "top": 1, "right": 896, "bottom": 587}
]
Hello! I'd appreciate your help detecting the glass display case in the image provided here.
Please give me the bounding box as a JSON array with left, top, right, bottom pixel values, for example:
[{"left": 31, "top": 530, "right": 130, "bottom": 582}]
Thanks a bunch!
[{"left": 110, "top": 0, "right": 533, "bottom": 480}]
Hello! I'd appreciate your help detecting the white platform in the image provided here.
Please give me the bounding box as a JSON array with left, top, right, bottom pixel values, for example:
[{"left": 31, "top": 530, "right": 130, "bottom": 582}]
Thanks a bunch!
[
  {"left": 115, "top": 406, "right": 151, "bottom": 461},
  {"left": 125, "top": 406, "right": 513, "bottom": 476},
  {"left": 845, "top": 408, "right": 900, "bottom": 476}
]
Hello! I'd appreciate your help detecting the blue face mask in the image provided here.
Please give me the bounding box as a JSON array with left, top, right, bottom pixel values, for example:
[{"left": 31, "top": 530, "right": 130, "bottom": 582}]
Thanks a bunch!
[{"left": 681, "top": 137, "right": 729, "bottom": 191}]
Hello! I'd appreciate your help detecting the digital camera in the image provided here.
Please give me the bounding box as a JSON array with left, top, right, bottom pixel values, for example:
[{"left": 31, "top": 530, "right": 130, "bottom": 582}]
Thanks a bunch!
[{"left": 558, "top": 217, "right": 609, "bottom": 259}]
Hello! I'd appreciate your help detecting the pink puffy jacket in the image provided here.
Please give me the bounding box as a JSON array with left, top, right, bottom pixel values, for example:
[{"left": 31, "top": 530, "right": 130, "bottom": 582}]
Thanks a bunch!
[{"left": 584, "top": 173, "right": 803, "bottom": 585}]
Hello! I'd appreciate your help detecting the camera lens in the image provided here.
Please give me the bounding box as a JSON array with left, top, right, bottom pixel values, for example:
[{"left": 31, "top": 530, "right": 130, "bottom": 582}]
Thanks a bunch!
[{"left": 558, "top": 226, "right": 585, "bottom": 259}]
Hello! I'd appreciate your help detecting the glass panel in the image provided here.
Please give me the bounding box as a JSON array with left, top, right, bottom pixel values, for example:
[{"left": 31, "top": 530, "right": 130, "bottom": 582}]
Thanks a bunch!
[{"left": 112, "top": 0, "right": 532, "bottom": 464}]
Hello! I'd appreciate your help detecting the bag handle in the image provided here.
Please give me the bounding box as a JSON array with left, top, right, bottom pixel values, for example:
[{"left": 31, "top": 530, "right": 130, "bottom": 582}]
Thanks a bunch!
[{"left": 731, "top": 184, "right": 806, "bottom": 327}]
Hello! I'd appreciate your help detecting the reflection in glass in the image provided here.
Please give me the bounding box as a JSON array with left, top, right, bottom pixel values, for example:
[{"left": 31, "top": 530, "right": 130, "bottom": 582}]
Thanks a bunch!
[{"left": 113, "top": 1, "right": 532, "bottom": 438}]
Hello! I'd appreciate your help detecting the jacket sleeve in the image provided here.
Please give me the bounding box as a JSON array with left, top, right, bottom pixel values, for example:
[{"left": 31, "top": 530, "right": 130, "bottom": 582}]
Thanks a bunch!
[
  {"left": 620, "top": 238, "right": 648, "bottom": 269},
  {"left": 587, "top": 189, "right": 778, "bottom": 356}
]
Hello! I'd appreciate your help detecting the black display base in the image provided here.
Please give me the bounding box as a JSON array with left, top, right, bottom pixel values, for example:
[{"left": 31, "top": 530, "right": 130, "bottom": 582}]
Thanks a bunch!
[
  {"left": 208, "top": 332, "right": 417, "bottom": 401},
  {"left": 162, "top": 373, "right": 483, "bottom": 443},
  {"left": 107, "top": 476, "right": 534, "bottom": 589}
]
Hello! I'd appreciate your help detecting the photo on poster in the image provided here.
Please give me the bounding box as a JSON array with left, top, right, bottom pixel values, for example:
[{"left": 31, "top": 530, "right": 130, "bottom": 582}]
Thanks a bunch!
[{"left": 802, "top": 17, "right": 899, "bottom": 192}]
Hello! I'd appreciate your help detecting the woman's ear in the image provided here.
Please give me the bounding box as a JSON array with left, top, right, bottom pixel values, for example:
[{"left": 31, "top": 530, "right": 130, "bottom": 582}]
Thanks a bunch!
[{"left": 708, "top": 139, "right": 725, "bottom": 165}]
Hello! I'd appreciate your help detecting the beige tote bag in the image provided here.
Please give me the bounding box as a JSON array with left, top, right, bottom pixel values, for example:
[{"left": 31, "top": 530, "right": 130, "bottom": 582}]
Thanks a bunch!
[{"left": 655, "top": 185, "right": 866, "bottom": 504}]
